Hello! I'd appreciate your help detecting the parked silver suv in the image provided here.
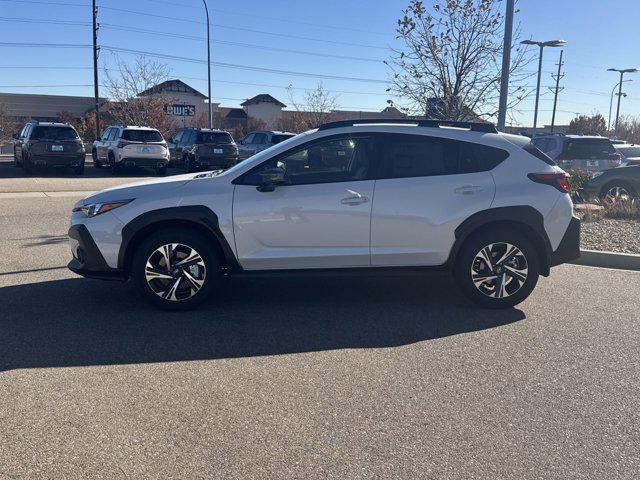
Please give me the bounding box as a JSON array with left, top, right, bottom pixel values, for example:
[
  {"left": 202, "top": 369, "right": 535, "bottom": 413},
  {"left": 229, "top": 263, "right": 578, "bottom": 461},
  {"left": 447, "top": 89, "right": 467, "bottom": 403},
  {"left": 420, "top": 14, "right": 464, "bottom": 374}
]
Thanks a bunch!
[
  {"left": 532, "top": 134, "right": 620, "bottom": 172},
  {"left": 92, "top": 125, "right": 170, "bottom": 176}
]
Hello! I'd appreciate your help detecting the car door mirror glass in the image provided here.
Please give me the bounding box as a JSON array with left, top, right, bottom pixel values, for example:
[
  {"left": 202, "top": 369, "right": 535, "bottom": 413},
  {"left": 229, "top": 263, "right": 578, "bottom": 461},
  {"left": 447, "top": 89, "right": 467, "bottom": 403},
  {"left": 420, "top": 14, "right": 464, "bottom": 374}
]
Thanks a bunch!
[{"left": 257, "top": 167, "right": 286, "bottom": 192}]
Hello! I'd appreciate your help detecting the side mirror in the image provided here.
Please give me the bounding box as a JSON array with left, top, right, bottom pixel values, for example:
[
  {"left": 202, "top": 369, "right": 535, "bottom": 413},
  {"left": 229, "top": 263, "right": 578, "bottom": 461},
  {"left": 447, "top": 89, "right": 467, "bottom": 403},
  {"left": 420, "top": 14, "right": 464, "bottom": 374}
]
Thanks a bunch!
[
  {"left": 257, "top": 167, "right": 286, "bottom": 192},
  {"left": 12, "top": 133, "right": 19, "bottom": 140}
]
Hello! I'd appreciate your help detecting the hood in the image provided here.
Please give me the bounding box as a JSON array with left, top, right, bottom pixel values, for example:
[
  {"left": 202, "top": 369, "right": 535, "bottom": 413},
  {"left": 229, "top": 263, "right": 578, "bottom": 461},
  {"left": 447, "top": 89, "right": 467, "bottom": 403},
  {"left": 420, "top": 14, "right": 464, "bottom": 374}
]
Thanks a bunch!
[{"left": 78, "top": 172, "right": 209, "bottom": 205}]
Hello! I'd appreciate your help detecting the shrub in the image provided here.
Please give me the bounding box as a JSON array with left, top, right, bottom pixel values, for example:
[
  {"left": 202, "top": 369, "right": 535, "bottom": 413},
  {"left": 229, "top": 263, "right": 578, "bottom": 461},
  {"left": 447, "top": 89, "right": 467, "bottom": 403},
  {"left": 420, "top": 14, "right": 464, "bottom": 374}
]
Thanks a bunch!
[
  {"left": 602, "top": 198, "right": 640, "bottom": 220},
  {"left": 567, "top": 169, "right": 592, "bottom": 203}
]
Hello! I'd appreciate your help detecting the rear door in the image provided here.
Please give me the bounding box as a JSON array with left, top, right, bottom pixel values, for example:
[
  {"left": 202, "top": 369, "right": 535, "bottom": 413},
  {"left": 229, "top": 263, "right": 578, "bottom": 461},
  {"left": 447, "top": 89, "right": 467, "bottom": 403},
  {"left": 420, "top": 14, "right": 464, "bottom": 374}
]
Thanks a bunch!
[
  {"left": 370, "top": 134, "right": 502, "bottom": 266},
  {"left": 96, "top": 128, "right": 111, "bottom": 160}
]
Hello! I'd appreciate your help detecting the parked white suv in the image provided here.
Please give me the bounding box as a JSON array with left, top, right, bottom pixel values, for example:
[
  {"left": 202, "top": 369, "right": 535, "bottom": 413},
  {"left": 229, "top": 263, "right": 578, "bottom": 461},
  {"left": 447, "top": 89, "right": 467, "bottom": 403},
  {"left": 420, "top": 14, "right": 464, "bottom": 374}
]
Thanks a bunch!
[
  {"left": 69, "top": 119, "right": 580, "bottom": 310},
  {"left": 92, "top": 125, "right": 170, "bottom": 175}
]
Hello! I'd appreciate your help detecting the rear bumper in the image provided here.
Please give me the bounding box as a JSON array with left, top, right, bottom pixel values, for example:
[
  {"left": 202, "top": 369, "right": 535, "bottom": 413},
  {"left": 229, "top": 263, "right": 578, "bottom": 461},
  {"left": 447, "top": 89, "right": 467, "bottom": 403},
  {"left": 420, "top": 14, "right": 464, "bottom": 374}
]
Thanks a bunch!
[
  {"left": 550, "top": 216, "right": 581, "bottom": 266},
  {"left": 67, "top": 224, "right": 128, "bottom": 282},
  {"left": 193, "top": 155, "right": 238, "bottom": 168},
  {"left": 30, "top": 154, "right": 84, "bottom": 166},
  {"left": 118, "top": 157, "right": 168, "bottom": 168}
]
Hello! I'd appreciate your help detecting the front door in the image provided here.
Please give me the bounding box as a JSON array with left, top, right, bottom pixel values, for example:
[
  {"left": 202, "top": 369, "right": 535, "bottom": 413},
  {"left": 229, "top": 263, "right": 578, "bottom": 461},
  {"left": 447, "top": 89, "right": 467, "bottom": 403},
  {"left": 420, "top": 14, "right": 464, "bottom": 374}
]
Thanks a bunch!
[{"left": 232, "top": 135, "right": 376, "bottom": 270}]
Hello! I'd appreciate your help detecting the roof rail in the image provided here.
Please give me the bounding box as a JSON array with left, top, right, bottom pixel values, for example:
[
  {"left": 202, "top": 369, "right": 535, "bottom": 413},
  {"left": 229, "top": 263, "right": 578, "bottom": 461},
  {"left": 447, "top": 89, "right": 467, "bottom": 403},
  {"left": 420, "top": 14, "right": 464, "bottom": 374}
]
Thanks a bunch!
[{"left": 317, "top": 118, "right": 498, "bottom": 134}]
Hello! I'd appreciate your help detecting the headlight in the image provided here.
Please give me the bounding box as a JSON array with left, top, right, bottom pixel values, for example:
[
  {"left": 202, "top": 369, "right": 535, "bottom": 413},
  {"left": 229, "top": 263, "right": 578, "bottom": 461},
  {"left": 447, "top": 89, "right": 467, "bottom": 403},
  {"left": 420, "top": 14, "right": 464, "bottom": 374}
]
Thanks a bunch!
[
  {"left": 591, "top": 171, "right": 604, "bottom": 179},
  {"left": 73, "top": 199, "right": 133, "bottom": 217}
]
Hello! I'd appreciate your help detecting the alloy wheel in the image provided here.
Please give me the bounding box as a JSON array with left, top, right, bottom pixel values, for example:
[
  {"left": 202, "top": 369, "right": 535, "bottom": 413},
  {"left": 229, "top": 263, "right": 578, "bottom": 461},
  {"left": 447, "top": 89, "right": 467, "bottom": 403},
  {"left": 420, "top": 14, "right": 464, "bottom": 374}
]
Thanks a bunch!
[
  {"left": 605, "top": 186, "right": 631, "bottom": 202},
  {"left": 470, "top": 242, "right": 528, "bottom": 299},
  {"left": 145, "top": 243, "right": 206, "bottom": 301}
]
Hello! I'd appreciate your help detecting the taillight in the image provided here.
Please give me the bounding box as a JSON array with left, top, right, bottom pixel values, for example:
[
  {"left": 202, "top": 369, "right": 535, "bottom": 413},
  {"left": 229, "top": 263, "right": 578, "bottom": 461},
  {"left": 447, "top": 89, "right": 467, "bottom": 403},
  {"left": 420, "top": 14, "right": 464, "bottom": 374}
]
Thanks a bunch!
[
  {"left": 528, "top": 172, "right": 570, "bottom": 193},
  {"left": 610, "top": 152, "right": 621, "bottom": 164}
]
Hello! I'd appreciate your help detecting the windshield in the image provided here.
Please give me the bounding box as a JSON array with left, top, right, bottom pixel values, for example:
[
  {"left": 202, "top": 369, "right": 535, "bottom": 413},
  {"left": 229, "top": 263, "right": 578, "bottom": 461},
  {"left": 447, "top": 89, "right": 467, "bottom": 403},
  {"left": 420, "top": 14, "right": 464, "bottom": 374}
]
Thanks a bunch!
[
  {"left": 272, "top": 134, "right": 295, "bottom": 144},
  {"left": 197, "top": 132, "right": 233, "bottom": 144},
  {"left": 31, "top": 126, "right": 79, "bottom": 140},
  {"left": 122, "top": 129, "right": 163, "bottom": 142},
  {"left": 563, "top": 138, "right": 615, "bottom": 158}
]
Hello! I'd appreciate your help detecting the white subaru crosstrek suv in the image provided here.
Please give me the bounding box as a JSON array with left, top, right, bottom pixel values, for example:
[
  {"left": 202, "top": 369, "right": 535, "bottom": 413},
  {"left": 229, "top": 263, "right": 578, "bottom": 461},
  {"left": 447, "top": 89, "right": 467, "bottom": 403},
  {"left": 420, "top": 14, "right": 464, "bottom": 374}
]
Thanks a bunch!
[{"left": 69, "top": 119, "right": 580, "bottom": 310}]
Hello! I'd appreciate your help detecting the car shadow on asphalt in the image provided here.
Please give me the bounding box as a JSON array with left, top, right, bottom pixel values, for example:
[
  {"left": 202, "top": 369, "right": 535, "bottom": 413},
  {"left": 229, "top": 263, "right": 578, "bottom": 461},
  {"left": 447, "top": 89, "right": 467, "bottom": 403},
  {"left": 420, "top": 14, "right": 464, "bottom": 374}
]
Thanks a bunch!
[
  {"left": 0, "top": 161, "right": 181, "bottom": 179},
  {"left": 0, "top": 273, "right": 525, "bottom": 371}
]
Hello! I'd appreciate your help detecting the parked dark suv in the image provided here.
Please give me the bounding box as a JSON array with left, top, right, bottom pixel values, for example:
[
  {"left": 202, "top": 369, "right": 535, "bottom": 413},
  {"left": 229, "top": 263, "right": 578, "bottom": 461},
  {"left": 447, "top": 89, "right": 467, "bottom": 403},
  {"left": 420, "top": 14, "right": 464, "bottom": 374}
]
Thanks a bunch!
[
  {"left": 168, "top": 128, "right": 239, "bottom": 172},
  {"left": 13, "top": 121, "right": 85, "bottom": 175}
]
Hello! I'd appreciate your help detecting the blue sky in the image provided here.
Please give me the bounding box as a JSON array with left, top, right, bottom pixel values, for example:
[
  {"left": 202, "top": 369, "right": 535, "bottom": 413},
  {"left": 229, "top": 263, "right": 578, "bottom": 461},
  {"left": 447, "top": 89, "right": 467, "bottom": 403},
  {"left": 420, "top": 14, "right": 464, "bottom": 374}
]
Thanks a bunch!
[{"left": 0, "top": 0, "right": 639, "bottom": 127}]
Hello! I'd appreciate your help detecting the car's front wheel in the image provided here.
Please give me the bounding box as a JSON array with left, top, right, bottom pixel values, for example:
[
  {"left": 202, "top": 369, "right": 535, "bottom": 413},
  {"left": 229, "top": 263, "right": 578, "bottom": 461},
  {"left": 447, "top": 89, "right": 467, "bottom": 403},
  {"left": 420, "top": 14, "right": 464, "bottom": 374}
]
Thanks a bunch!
[
  {"left": 132, "top": 229, "right": 221, "bottom": 310},
  {"left": 92, "top": 149, "right": 102, "bottom": 168},
  {"left": 454, "top": 228, "right": 539, "bottom": 309}
]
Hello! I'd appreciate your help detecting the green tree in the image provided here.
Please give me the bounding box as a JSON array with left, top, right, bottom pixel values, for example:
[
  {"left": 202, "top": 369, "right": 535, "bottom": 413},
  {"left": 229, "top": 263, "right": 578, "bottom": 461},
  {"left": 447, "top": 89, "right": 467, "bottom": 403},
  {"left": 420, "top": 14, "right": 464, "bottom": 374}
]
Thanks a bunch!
[{"left": 567, "top": 114, "right": 607, "bottom": 136}]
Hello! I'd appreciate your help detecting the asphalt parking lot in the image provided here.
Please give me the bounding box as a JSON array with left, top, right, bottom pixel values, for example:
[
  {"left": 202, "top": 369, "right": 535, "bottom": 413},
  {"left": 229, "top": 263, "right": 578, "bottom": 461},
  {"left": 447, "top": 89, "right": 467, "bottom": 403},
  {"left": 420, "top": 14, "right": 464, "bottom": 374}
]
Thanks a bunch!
[{"left": 1, "top": 160, "right": 639, "bottom": 479}]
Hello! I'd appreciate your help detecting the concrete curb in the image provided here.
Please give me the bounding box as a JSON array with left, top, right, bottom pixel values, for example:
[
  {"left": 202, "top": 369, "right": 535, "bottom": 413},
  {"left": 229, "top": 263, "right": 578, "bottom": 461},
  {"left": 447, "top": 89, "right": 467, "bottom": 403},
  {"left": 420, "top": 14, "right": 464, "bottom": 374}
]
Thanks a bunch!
[{"left": 571, "top": 249, "right": 640, "bottom": 271}]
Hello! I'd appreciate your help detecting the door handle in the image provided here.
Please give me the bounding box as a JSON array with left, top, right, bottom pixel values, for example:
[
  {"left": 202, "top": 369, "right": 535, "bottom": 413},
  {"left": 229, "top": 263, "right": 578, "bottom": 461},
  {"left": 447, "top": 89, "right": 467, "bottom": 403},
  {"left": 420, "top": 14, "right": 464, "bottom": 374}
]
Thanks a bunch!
[
  {"left": 341, "top": 195, "right": 369, "bottom": 205},
  {"left": 454, "top": 185, "right": 483, "bottom": 195}
]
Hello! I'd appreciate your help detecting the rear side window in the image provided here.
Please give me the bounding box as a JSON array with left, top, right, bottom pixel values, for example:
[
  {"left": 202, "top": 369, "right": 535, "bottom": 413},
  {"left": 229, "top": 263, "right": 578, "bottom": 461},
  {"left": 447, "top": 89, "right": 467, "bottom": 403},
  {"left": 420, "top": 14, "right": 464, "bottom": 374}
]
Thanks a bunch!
[
  {"left": 523, "top": 142, "right": 556, "bottom": 166},
  {"left": 379, "top": 134, "right": 508, "bottom": 179},
  {"left": 197, "top": 132, "right": 233, "bottom": 144},
  {"left": 272, "top": 134, "right": 295, "bottom": 144},
  {"left": 30, "top": 126, "right": 79, "bottom": 140},
  {"left": 563, "top": 138, "right": 615, "bottom": 158},
  {"left": 122, "top": 129, "right": 163, "bottom": 142}
]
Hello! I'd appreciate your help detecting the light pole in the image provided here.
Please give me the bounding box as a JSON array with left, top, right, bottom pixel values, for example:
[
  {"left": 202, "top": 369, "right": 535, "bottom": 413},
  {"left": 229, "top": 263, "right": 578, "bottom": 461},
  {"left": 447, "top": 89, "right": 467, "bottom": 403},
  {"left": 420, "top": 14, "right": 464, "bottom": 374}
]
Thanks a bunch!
[
  {"left": 202, "top": 0, "right": 212, "bottom": 129},
  {"left": 608, "top": 80, "right": 631, "bottom": 132},
  {"left": 497, "top": 0, "right": 514, "bottom": 131},
  {"left": 521, "top": 39, "right": 566, "bottom": 132},
  {"left": 608, "top": 67, "right": 639, "bottom": 136}
]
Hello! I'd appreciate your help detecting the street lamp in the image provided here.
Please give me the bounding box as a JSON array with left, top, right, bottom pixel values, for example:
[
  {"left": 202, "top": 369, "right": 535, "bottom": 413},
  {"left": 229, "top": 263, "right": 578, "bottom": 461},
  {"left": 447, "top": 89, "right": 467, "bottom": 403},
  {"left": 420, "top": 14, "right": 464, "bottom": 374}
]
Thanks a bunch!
[
  {"left": 608, "top": 67, "right": 639, "bottom": 136},
  {"left": 608, "top": 79, "right": 631, "bottom": 132},
  {"left": 521, "top": 39, "right": 566, "bottom": 131},
  {"left": 202, "top": 0, "right": 212, "bottom": 129}
]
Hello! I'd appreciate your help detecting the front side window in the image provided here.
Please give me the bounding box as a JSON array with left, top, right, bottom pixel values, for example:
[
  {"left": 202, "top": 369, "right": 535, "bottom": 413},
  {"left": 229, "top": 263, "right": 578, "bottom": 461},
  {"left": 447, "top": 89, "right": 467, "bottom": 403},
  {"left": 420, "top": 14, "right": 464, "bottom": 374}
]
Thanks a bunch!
[
  {"left": 238, "top": 136, "right": 373, "bottom": 186},
  {"left": 122, "top": 129, "right": 163, "bottom": 142},
  {"left": 30, "top": 126, "right": 79, "bottom": 140},
  {"left": 101, "top": 128, "right": 111, "bottom": 141},
  {"left": 108, "top": 128, "right": 120, "bottom": 141}
]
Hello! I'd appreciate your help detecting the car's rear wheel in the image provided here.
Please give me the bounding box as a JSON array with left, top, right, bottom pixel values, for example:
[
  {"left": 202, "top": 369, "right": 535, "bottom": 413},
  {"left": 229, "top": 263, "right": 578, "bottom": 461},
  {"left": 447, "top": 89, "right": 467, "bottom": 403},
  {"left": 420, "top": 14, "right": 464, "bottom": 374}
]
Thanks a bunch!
[
  {"left": 132, "top": 229, "right": 221, "bottom": 310},
  {"left": 600, "top": 181, "right": 637, "bottom": 201},
  {"left": 92, "top": 149, "right": 102, "bottom": 168},
  {"left": 184, "top": 154, "right": 193, "bottom": 173},
  {"left": 23, "top": 157, "right": 34, "bottom": 175},
  {"left": 156, "top": 165, "right": 167, "bottom": 176},
  {"left": 109, "top": 153, "right": 120, "bottom": 176},
  {"left": 454, "top": 228, "right": 539, "bottom": 309}
]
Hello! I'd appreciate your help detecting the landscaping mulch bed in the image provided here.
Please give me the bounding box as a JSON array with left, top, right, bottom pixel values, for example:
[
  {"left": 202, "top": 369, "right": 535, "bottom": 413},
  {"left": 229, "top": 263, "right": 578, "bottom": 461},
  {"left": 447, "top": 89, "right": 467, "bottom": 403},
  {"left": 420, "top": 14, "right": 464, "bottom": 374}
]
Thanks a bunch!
[{"left": 580, "top": 218, "right": 640, "bottom": 254}]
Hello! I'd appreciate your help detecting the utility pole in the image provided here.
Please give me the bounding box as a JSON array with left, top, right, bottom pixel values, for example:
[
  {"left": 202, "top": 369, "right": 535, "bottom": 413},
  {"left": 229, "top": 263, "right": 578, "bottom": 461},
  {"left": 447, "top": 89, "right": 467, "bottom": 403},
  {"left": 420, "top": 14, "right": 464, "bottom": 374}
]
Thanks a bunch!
[
  {"left": 608, "top": 68, "right": 639, "bottom": 136},
  {"left": 92, "top": 0, "right": 100, "bottom": 140},
  {"left": 202, "top": 0, "right": 212, "bottom": 129},
  {"left": 497, "top": 0, "right": 514, "bottom": 132},
  {"left": 549, "top": 50, "right": 564, "bottom": 133}
]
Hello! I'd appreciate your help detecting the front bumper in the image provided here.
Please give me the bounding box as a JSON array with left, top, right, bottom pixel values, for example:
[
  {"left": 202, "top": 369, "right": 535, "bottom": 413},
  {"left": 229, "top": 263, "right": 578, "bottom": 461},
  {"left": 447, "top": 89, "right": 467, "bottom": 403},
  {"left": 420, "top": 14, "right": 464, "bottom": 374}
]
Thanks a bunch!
[
  {"left": 550, "top": 216, "right": 581, "bottom": 266},
  {"left": 68, "top": 224, "right": 128, "bottom": 281}
]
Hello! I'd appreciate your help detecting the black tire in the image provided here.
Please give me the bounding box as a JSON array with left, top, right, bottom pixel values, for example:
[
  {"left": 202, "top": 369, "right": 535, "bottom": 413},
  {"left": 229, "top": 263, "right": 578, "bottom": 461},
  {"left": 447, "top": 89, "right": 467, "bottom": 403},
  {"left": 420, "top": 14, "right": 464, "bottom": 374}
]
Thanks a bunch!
[
  {"left": 156, "top": 166, "right": 167, "bottom": 176},
  {"left": 109, "top": 153, "right": 120, "bottom": 176},
  {"left": 131, "top": 229, "right": 221, "bottom": 311},
  {"left": 599, "top": 181, "right": 637, "bottom": 200},
  {"left": 184, "top": 154, "right": 193, "bottom": 173},
  {"left": 23, "top": 157, "right": 34, "bottom": 175},
  {"left": 74, "top": 162, "right": 85, "bottom": 175},
  {"left": 92, "top": 149, "right": 102, "bottom": 168},
  {"left": 454, "top": 228, "right": 540, "bottom": 309}
]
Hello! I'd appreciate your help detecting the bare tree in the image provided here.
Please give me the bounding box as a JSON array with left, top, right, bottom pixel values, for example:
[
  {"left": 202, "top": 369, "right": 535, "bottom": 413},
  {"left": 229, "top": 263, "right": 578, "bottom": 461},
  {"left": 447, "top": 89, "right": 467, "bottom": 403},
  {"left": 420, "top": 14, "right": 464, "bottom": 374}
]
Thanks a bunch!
[
  {"left": 103, "top": 56, "right": 175, "bottom": 135},
  {"left": 387, "top": 0, "right": 532, "bottom": 121},
  {"left": 280, "top": 83, "right": 340, "bottom": 131},
  {"left": 0, "top": 102, "right": 18, "bottom": 142},
  {"left": 611, "top": 115, "right": 640, "bottom": 143}
]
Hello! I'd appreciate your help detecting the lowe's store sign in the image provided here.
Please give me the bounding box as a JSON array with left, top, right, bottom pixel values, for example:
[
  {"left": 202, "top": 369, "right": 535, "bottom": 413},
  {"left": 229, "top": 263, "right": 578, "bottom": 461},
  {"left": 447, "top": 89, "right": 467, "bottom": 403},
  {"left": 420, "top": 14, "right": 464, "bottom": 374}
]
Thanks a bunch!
[{"left": 164, "top": 104, "right": 196, "bottom": 116}]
